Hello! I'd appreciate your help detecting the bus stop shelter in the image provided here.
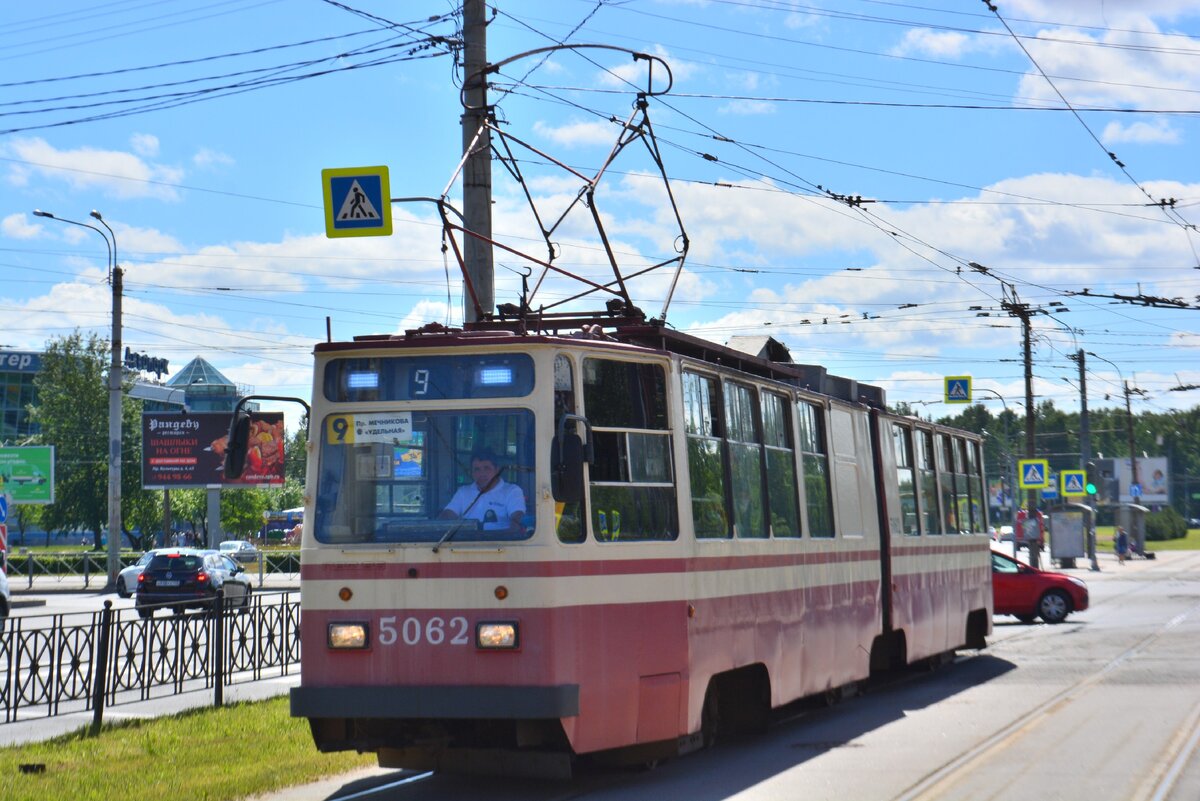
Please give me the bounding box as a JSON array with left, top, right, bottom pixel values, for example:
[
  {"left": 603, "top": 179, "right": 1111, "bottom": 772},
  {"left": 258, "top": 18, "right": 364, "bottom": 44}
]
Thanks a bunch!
[
  {"left": 1114, "top": 503, "right": 1152, "bottom": 558},
  {"left": 1046, "top": 502, "right": 1093, "bottom": 569}
]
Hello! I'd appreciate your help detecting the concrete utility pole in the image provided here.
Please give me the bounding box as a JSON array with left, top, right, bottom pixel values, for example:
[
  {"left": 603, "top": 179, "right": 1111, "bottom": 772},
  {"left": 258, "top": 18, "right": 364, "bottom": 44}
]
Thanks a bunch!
[
  {"left": 1004, "top": 289, "right": 1041, "bottom": 568},
  {"left": 1124, "top": 380, "right": 1143, "bottom": 555},
  {"left": 461, "top": 0, "right": 494, "bottom": 323},
  {"left": 92, "top": 211, "right": 124, "bottom": 586},
  {"left": 1074, "top": 350, "right": 1100, "bottom": 571}
]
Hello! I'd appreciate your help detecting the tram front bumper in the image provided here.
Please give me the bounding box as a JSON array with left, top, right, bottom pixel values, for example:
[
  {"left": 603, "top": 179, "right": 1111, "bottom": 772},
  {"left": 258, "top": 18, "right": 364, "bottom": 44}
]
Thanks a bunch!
[{"left": 291, "top": 684, "right": 580, "bottom": 720}]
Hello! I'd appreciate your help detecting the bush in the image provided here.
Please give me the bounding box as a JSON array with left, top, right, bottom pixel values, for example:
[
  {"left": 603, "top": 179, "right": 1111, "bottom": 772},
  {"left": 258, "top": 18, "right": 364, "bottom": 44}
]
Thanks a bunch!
[{"left": 1146, "top": 507, "right": 1187, "bottom": 541}]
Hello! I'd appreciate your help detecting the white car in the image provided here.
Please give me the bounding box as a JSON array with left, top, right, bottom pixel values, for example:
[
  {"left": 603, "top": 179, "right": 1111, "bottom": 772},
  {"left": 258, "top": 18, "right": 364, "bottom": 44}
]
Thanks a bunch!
[
  {"left": 219, "top": 540, "right": 259, "bottom": 563},
  {"left": 117, "top": 549, "right": 171, "bottom": 598},
  {"left": 0, "top": 566, "right": 10, "bottom": 631}
]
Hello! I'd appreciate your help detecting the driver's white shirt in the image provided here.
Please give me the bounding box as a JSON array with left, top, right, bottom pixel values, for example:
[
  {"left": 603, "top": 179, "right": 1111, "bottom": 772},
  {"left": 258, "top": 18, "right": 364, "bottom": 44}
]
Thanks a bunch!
[{"left": 444, "top": 479, "right": 525, "bottom": 526}]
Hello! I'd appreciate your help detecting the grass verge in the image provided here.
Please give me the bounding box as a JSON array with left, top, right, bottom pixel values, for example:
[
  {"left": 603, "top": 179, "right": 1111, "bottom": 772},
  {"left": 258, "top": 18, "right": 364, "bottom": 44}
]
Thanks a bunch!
[
  {"left": 0, "top": 697, "right": 373, "bottom": 801},
  {"left": 1092, "top": 525, "right": 1200, "bottom": 551}
]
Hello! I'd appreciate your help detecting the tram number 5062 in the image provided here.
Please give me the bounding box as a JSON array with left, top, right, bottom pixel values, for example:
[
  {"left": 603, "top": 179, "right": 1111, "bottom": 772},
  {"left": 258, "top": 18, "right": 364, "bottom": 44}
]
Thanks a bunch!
[{"left": 379, "top": 615, "right": 470, "bottom": 646}]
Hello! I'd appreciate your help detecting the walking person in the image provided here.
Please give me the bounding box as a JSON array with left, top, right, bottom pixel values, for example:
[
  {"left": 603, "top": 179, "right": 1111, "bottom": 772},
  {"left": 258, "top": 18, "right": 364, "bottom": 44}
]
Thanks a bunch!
[{"left": 1116, "top": 526, "right": 1129, "bottom": 565}]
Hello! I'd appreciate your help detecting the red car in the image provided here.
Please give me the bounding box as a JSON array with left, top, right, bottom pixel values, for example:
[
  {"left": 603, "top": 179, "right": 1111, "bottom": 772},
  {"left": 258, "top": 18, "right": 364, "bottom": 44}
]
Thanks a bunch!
[{"left": 991, "top": 550, "right": 1089, "bottom": 624}]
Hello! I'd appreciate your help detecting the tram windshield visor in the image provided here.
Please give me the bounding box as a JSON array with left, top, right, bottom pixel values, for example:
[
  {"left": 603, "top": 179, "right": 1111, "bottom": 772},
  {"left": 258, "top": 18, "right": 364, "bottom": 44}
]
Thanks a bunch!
[{"left": 314, "top": 409, "right": 535, "bottom": 544}]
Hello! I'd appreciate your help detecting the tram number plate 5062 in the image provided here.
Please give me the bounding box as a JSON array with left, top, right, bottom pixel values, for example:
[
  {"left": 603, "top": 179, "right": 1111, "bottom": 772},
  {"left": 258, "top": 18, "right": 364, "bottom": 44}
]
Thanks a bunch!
[{"left": 378, "top": 615, "right": 470, "bottom": 646}]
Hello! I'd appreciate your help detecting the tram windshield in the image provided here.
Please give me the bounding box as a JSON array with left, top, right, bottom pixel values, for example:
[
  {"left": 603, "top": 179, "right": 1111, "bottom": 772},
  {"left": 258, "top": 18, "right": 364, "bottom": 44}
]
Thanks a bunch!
[{"left": 313, "top": 408, "right": 536, "bottom": 544}]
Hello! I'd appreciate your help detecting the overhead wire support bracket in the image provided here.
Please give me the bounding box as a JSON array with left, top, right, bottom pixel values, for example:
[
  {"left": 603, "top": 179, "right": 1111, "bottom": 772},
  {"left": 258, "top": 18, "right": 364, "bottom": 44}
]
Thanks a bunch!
[{"left": 441, "top": 43, "right": 690, "bottom": 327}]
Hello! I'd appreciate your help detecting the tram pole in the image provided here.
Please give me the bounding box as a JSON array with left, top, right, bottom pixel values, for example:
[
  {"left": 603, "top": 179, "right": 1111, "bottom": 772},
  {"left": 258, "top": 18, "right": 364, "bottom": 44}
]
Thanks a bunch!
[{"left": 461, "top": 0, "right": 494, "bottom": 323}]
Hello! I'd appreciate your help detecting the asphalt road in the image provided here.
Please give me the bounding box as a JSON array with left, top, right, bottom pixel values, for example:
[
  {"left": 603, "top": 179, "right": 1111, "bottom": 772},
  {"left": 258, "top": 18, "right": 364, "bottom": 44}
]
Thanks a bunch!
[{"left": 253, "top": 548, "right": 1200, "bottom": 801}]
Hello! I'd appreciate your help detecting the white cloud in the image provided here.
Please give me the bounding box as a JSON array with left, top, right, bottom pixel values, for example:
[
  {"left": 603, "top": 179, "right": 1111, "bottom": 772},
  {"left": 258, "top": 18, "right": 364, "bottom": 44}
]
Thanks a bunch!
[
  {"left": 891, "top": 29, "right": 974, "bottom": 59},
  {"left": 1103, "top": 119, "right": 1180, "bottom": 144},
  {"left": 193, "top": 147, "right": 235, "bottom": 169},
  {"left": 2, "top": 213, "right": 42, "bottom": 239},
  {"left": 533, "top": 119, "right": 620, "bottom": 148},
  {"left": 130, "top": 133, "right": 160, "bottom": 157},
  {"left": 718, "top": 99, "right": 776, "bottom": 116},
  {"left": 1, "top": 137, "right": 184, "bottom": 201}
]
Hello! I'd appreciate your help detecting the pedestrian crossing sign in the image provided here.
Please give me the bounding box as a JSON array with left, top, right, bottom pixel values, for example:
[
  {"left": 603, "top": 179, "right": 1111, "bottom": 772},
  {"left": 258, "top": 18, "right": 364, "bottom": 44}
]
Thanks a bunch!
[
  {"left": 1061, "top": 470, "right": 1087, "bottom": 497},
  {"left": 944, "top": 376, "right": 971, "bottom": 404},
  {"left": 1018, "top": 458, "right": 1050, "bottom": 489},
  {"left": 322, "top": 165, "right": 392, "bottom": 238}
]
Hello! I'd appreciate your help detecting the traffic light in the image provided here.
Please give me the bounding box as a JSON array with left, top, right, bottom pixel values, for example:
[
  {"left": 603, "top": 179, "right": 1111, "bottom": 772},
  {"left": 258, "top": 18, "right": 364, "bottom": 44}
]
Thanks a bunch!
[{"left": 1086, "top": 462, "right": 1098, "bottom": 496}]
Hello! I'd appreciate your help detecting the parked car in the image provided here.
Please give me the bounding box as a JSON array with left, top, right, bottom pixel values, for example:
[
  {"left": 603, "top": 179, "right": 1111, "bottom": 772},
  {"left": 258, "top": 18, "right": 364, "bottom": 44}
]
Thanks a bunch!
[
  {"left": 0, "top": 566, "right": 10, "bottom": 631},
  {"left": 218, "top": 540, "right": 259, "bottom": 563},
  {"left": 991, "top": 550, "right": 1088, "bottom": 624},
  {"left": 117, "top": 548, "right": 173, "bottom": 598},
  {"left": 135, "top": 551, "right": 253, "bottom": 618}
]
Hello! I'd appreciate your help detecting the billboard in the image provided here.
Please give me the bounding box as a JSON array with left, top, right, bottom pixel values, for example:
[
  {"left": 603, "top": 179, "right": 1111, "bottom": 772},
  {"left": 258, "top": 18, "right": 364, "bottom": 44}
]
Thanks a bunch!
[
  {"left": 0, "top": 445, "right": 55, "bottom": 503},
  {"left": 142, "top": 411, "right": 285, "bottom": 488},
  {"left": 1091, "top": 456, "right": 1169, "bottom": 506}
]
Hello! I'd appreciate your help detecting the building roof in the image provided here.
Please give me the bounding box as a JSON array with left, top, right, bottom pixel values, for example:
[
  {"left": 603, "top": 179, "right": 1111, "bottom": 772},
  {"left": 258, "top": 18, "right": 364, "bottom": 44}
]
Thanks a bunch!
[{"left": 167, "top": 357, "right": 235, "bottom": 390}]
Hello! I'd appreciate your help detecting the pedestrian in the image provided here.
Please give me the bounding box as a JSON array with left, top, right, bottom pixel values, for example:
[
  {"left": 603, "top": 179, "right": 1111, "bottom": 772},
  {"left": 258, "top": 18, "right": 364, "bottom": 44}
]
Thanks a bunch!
[{"left": 1116, "top": 526, "right": 1129, "bottom": 565}]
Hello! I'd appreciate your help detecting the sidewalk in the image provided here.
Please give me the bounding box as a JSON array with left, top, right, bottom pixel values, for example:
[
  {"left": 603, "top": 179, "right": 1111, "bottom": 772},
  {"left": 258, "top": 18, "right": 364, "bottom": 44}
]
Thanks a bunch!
[{"left": 7, "top": 571, "right": 299, "bottom": 596}]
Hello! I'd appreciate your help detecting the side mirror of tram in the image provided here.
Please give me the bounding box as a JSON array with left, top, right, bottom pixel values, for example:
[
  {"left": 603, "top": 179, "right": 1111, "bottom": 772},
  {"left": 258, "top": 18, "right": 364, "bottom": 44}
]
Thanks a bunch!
[
  {"left": 223, "top": 410, "right": 253, "bottom": 480},
  {"left": 551, "top": 433, "right": 586, "bottom": 504}
]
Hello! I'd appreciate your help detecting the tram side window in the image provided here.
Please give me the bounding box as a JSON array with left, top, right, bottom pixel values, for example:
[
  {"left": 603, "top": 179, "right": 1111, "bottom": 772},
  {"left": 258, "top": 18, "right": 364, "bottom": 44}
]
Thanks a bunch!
[
  {"left": 938, "top": 434, "right": 961, "bottom": 534},
  {"left": 724, "top": 382, "right": 766, "bottom": 539},
  {"left": 763, "top": 392, "right": 800, "bottom": 537},
  {"left": 797, "top": 401, "right": 834, "bottom": 538},
  {"left": 683, "top": 371, "right": 730, "bottom": 538},
  {"left": 892, "top": 424, "right": 919, "bottom": 536},
  {"left": 916, "top": 429, "right": 940, "bottom": 535},
  {"left": 967, "top": 439, "right": 985, "bottom": 532},
  {"left": 554, "top": 354, "right": 585, "bottom": 544},
  {"left": 584, "top": 359, "right": 677, "bottom": 542},
  {"left": 952, "top": 437, "right": 982, "bottom": 533}
]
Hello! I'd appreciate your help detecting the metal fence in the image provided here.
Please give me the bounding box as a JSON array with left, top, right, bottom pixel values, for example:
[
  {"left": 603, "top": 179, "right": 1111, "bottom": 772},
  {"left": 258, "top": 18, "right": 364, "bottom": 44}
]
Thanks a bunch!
[{"left": 0, "top": 591, "right": 300, "bottom": 727}]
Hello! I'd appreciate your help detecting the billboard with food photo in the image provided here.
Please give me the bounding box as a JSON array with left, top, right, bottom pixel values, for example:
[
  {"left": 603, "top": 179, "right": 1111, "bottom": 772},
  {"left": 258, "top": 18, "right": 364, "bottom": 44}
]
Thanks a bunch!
[{"left": 142, "top": 411, "right": 285, "bottom": 488}]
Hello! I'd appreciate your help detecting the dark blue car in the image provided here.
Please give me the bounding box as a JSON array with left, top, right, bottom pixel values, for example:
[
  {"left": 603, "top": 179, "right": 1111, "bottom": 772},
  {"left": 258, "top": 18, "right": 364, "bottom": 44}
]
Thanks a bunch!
[{"left": 135, "top": 550, "right": 252, "bottom": 618}]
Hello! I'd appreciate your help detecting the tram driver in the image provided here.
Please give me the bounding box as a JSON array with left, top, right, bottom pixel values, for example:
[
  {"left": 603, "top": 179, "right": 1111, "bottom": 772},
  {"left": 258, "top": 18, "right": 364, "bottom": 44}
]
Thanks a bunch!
[{"left": 438, "top": 450, "right": 527, "bottom": 532}]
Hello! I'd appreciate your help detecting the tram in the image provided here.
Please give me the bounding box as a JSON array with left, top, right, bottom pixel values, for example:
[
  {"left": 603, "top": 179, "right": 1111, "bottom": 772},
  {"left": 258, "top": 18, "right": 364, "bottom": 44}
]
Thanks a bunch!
[{"left": 268, "top": 315, "right": 992, "bottom": 775}]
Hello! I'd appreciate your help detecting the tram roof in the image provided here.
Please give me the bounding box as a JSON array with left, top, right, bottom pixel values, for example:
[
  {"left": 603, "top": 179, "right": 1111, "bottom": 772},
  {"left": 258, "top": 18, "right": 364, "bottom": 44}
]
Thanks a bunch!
[{"left": 317, "top": 314, "right": 886, "bottom": 409}]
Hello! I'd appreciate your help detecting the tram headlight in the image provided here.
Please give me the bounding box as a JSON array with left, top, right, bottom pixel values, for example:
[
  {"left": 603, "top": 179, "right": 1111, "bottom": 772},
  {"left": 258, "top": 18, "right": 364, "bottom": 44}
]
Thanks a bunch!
[
  {"left": 476, "top": 621, "right": 519, "bottom": 650},
  {"left": 328, "top": 622, "right": 369, "bottom": 650}
]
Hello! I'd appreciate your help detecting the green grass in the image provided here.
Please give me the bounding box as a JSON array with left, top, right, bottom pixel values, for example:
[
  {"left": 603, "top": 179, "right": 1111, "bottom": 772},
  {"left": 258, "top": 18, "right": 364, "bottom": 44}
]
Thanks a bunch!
[
  {"left": 1093, "top": 526, "right": 1200, "bottom": 551},
  {"left": 0, "top": 697, "right": 373, "bottom": 801}
]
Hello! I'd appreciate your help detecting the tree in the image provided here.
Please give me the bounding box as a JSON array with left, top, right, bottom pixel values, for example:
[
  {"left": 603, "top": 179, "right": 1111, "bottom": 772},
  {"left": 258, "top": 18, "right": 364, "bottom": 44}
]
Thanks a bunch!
[
  {"left": 27, "top": 330, "right": 165, "bottom": 549},
  {"left": 170, "top": 488, "right": 208, "bottom": 545},
  {"left": 29, "top": 332, "right": 109, "bottom": 547},
  {"left": 221, "top": 488, "right": 270, "bottom": 538},
  {"left": 284, "top": 426, "right": 308, "bottom": 484}
]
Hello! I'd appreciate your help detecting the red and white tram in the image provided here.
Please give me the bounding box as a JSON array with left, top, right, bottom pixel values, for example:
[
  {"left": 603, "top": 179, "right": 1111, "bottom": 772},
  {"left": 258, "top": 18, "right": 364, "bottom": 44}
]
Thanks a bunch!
[{"left": 282, "top": 319, "right": 992, "bottom": 774}]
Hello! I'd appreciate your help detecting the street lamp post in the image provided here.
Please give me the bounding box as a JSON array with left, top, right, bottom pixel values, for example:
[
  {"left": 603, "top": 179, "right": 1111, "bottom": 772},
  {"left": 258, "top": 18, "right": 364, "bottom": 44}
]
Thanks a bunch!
[{"left": 32, "top": 209, "right": 123, "bottom": 586}]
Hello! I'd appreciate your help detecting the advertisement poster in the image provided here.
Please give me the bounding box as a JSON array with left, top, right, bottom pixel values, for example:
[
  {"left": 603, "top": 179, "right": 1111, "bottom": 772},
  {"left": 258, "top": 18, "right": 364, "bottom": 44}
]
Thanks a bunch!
[
  {"left": 0, "top": 445, "right": 55, "bottom": 503},
  {"left": 142, "top": 411, "right": 285, "bottom": 488},
  {"left": 1114, "top": 456, "right": 1168, "bottom": 505}
]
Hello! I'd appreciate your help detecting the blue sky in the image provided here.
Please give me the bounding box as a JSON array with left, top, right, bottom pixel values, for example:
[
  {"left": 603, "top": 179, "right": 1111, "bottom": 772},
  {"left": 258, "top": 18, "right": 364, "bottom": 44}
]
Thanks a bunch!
[{"left": 3, "top": 0, "right": 1200, "bottom": 432}]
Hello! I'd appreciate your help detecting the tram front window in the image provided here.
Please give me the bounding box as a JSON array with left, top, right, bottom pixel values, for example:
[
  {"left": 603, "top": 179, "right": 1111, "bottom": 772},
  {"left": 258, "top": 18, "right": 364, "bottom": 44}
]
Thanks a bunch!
[{"left": 314, "top": 409, "right": 535, "bottom": 544}]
